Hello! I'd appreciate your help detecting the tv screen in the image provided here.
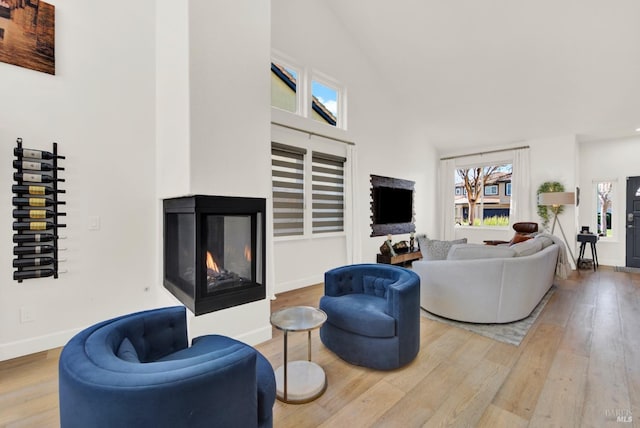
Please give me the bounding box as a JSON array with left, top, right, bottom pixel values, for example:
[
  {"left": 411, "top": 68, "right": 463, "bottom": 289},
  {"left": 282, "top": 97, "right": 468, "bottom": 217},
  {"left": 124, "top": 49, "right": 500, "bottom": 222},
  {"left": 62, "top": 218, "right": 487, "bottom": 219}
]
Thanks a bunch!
[{"left": 375, "top": 186, "right": 413, "bottom": 224}]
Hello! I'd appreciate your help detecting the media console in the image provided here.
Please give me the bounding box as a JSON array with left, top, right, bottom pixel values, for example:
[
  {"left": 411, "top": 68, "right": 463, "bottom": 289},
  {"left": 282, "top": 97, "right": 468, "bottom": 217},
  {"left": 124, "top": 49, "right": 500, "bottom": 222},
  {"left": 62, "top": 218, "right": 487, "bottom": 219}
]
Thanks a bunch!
[{"left": 377, "top": 250, "right": 422, "bottom": 266}]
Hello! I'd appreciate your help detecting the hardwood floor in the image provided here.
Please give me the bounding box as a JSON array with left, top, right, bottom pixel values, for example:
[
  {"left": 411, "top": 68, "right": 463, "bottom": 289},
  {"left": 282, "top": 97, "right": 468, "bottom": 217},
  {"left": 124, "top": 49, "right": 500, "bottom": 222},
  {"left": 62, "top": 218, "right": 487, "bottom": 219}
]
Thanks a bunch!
[{"left": 1, "top": 267, "right": 638, "bottom": 427}]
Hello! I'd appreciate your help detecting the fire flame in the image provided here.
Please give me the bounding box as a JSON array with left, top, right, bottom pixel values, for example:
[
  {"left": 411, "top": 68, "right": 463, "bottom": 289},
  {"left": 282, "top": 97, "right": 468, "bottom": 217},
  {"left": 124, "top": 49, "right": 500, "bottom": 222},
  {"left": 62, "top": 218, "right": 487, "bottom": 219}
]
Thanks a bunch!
[
  {"left": 206, "top": 251, "right": 220, "bottom": 273},
  {"left": 244, "top": 245, "right": 252, "bottom": 262}
]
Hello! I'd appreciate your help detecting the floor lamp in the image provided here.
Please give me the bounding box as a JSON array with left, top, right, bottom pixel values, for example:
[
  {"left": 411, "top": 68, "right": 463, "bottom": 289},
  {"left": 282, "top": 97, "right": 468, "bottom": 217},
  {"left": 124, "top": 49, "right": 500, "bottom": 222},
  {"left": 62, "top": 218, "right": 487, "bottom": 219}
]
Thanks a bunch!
[{"left": 538, "top": 191, "right": 577, "bottom": 267}]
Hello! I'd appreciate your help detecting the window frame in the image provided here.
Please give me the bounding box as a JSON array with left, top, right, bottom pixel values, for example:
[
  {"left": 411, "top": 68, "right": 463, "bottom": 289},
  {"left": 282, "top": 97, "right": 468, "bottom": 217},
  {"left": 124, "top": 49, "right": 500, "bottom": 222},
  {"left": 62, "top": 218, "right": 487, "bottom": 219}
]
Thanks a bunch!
[
  {"left": 270, "top": 52, "right": 347, "bottom": 130},
  {"left": 484, "top": 185, "right": 499, "bottom": 196},
  {"left": 271, "top": 139, "right": 348, "bottom": 241}
]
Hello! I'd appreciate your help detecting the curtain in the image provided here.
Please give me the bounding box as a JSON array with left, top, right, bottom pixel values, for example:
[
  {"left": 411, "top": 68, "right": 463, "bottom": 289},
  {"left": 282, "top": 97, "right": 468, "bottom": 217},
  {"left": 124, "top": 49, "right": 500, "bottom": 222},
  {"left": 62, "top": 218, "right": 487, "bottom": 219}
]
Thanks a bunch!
[
  {"left": 345, "top": 144, "right": 360, "bottom": 264},
  {"left": 510, "top": 147, "right": 531, "bottom": 224},
  {"left": 439, "top": 158, "right": 456, "bottom": 240}
]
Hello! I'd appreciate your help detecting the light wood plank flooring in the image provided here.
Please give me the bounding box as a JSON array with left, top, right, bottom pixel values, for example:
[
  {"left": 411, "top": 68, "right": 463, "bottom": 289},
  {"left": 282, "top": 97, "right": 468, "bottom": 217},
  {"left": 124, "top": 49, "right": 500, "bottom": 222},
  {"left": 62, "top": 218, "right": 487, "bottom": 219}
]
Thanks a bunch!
[{"left": 1, "top": 267, "right": 638, "bottom": 427}]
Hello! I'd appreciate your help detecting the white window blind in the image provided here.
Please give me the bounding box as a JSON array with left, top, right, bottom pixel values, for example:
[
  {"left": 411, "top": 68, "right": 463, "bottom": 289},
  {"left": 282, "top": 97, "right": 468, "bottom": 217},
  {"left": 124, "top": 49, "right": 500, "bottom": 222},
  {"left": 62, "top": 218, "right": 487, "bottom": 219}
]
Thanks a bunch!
[
  {"left": 312, "top": 151, "right": 346, "bottom": 233},
  {"left": 271, "top": 143, "right": 306, "bottom": 237}
]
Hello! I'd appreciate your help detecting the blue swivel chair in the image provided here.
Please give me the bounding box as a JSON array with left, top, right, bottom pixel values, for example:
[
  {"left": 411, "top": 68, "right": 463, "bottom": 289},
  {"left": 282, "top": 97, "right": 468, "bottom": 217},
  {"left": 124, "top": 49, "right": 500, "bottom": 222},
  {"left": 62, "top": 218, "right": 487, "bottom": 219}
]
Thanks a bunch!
[
  {"left": 58, "top": 306, "right": 276, "bottom": 428},
  {"left": 319, "top": 263, "right": 420, "bottom": 370}
]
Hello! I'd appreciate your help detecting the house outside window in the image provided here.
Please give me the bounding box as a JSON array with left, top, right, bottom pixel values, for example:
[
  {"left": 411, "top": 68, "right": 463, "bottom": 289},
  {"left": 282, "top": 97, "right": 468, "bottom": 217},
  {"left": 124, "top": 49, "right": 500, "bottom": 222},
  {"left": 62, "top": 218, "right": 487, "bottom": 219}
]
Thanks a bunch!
[
  {"left": 454, "top": 164, "right": 512, "bottom": 226},
  {"left": 505, "top": 182, "right": 512, "bottom": 196}
]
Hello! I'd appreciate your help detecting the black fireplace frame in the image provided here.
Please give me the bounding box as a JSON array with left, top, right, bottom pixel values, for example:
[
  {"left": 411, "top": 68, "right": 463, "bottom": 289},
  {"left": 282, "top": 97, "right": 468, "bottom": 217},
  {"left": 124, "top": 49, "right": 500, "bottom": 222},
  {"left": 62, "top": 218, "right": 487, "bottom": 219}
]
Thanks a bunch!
[{"left": 163, "top": 195, "right": 266, "bottom": 316}]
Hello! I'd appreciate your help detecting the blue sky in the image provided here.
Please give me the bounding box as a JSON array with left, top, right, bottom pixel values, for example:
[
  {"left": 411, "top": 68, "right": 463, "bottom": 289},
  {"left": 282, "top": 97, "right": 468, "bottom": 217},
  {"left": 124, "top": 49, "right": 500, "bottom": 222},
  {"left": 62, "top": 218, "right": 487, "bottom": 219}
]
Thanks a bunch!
[{"left": 312, "top": 81, "right": 338, "bottom": 116}]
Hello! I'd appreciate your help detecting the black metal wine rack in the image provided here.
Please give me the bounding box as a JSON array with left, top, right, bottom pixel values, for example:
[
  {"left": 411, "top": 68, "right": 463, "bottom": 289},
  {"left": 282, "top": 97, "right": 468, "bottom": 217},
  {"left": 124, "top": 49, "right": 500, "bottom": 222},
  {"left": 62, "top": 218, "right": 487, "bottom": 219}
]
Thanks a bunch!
[{"left": 12, "top": 138, "right": 66, "bottom": 282}]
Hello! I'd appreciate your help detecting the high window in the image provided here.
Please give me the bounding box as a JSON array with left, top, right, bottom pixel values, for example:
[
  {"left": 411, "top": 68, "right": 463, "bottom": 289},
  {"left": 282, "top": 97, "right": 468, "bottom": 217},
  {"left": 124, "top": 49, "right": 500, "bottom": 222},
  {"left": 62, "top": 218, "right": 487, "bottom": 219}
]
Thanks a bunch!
[
  {"left": 454, "top": 164, "right": 512, "bottom": 226},
  {"left": 271, "top": 57, "right": 345, "bottom": 129},
  {"left": 311, "top": 80, "right": 338, "bottom": 127},
  {"left": 271, "top": 62, "right": 300, "bottom": 115},
  {"left": 595, "top": 181, "right": 614, "bottom": 238}
]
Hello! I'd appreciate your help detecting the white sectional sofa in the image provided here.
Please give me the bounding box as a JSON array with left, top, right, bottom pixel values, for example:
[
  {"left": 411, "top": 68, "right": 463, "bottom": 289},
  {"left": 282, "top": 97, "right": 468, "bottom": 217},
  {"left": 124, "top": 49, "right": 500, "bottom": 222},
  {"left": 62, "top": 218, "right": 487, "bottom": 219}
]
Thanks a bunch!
[{"left": 413, "top": 235, "right": 560, "bottom": 323}]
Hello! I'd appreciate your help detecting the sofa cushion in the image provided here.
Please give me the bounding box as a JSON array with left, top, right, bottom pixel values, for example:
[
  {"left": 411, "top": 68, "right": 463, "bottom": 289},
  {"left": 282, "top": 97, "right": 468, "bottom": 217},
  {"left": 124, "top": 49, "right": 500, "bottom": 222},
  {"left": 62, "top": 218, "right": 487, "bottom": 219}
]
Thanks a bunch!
[
  {"left": 320, "top": 294, "right": 395, "bottom": 338},
  {"left": 421, "top": 237, "right": 468, "bottom": 260},
  {"left": 116, "top": 337, "right": 140, "bottom": 362},
  {"left": 447, "top": 243, "right": 516, "bottom": 260},
  {"left": 511, "top": 238, "right": 543, "bottom": 256}
]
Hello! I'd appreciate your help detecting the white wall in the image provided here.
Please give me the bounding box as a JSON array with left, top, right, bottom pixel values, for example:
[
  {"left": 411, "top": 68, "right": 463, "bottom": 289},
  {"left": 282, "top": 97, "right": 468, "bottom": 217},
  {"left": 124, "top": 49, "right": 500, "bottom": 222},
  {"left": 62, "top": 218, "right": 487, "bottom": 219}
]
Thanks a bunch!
[
  {"left": 579, "top": 136, "right": 640, "bottom": 266},
  {"left": 271, "top": 0, "right": 438, "bottom": 295},
  {"left": 155, "top": 0, "right": 273, "bottom": 344},
  {"left": 0, "top": 1, "right": 157, "bottom": 360}
]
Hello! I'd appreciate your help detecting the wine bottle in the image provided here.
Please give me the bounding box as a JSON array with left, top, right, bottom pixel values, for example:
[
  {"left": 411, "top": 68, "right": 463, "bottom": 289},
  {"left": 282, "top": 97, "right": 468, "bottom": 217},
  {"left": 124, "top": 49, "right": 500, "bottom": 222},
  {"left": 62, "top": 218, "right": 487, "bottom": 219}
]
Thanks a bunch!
[
  {"left": 12, "top": 197, "right": 65, "bottom": 207},
  {"left": 13, "top": 233, "right": 56, "bottom": 243},
  {"left": 13, "top": 221, "right": 66, "bottom": 231},
  {"left": 13, "top": 257, "right": 56, "bottom": 268},
  {"left": 14, "top": 245, "right": 55, "bottom": 255},
  {"left": 13, "top": 160, "right": 57, "bottom": 171},
  {"left": 14, "top": 147, "right": 64, "bottom": 160},
  {"left": 12, "top": 209, "right": 66, "bottom": 219},
  {"left": 13, "top": 172, "right": 64, "bottom": 183},
  {"left": 12, "top": 184, "right": 66, "bottom": 195},
  {"left": 14, "top": 269, "right": 56, "bottom": 280}
]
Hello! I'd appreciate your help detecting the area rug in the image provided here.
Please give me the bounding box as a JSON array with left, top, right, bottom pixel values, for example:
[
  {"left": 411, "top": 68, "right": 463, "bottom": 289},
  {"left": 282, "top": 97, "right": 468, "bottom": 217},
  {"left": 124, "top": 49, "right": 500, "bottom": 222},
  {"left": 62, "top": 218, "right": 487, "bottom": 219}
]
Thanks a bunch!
[
  {"left": 420, "top": 286, "right": 555, "bottom": 346},
  {"left": 614, "top": 266, "right": 640, "bottom": 274}
]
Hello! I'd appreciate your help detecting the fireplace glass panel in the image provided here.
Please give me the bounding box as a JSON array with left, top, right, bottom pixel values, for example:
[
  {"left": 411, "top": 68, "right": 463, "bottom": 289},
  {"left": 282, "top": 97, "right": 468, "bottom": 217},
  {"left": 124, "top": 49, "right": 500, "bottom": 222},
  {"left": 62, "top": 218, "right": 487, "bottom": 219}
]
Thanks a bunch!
[
  {"left": 204, "top": 215, "right": 254, "bottom": 293},
  {"left": 165, "top": 213, "right": 196, "bottom": 299}
]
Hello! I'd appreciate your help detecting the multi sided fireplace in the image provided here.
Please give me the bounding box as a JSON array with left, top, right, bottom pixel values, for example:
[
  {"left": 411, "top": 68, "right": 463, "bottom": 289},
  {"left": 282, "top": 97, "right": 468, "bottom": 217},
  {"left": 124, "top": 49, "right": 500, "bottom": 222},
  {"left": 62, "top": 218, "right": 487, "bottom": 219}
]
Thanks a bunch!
[{"left": 163, "top": 195, "right": 266, "bottom": 316}]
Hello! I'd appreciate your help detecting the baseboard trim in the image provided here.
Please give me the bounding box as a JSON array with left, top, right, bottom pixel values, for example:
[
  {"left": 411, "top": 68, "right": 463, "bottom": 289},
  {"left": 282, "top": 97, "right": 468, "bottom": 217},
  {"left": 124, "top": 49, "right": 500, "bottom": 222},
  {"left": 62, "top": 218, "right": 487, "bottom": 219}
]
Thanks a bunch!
[{"left": 0, "top": 328, "right": 81, "bottom": 362}]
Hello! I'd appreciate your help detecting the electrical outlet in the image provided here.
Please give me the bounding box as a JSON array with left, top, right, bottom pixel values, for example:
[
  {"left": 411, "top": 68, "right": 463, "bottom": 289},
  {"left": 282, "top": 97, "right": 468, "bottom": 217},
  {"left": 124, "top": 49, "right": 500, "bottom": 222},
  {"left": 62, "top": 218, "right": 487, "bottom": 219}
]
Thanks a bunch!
[{"left": 20, "top": 306, "right": 35, "bottom": 323}]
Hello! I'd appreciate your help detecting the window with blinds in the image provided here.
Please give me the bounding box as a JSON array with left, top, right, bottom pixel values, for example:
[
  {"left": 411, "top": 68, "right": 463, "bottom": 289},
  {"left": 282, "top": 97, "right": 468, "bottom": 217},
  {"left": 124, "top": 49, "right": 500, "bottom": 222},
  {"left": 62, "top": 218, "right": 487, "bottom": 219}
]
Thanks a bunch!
[
  {"left": 312, "top": 152, "right": 346, "bottom": 234},
  {"left": 271, "top": 143, "right": 306, "bottom": 237}
]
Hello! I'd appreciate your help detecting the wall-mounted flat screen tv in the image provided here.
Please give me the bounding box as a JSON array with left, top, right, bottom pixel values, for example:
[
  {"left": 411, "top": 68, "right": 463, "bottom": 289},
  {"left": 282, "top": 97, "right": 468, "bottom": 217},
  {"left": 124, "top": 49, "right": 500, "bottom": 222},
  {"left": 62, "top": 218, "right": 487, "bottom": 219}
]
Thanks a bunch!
[{"left": 374, "top": 186, "right": 413, "bottom": 224}]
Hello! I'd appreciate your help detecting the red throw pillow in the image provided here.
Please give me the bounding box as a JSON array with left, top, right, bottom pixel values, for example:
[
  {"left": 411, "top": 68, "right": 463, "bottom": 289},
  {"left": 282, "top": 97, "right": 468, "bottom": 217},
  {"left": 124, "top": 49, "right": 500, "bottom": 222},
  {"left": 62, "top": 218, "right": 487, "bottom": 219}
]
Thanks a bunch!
[{"left": 509, "top": 234, "right": 533, "bottom": 246}]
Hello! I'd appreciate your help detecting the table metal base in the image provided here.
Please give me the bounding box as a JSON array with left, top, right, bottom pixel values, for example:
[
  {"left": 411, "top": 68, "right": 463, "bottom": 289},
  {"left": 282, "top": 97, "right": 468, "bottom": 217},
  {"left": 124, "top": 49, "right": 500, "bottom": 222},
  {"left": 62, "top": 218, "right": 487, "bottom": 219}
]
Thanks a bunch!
[{"left": 275, "top": 360, "right": 327, "bottom": 404}]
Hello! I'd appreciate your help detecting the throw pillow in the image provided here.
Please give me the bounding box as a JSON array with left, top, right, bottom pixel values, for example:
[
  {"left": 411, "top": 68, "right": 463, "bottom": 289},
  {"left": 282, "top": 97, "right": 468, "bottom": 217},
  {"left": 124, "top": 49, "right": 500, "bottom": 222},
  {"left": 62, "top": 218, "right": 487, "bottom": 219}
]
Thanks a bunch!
[
  {"left": 421, "top": 238, "right": 467, "bottom": 260},
  {"left": 509, "top": 234, "right": 533, "bottom": 245},
  {"left": 117, "top": 337, "right": 140, "bottom": 362}
]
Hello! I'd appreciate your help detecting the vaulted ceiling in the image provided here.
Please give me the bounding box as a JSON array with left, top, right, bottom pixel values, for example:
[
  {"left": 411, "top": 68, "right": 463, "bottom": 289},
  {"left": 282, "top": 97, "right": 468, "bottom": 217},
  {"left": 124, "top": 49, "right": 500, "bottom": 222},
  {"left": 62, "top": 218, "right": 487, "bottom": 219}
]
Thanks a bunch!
[{"left": 325, "top": 0, "right": 640, "bottom": 153}]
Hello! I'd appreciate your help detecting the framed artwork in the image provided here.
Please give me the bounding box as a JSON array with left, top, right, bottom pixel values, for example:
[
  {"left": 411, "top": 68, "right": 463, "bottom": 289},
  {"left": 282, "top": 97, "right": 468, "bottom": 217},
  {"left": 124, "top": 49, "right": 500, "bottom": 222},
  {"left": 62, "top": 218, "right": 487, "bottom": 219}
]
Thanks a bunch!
[{"left": 0, "top": 0, "right": 55, "bottom": 75}]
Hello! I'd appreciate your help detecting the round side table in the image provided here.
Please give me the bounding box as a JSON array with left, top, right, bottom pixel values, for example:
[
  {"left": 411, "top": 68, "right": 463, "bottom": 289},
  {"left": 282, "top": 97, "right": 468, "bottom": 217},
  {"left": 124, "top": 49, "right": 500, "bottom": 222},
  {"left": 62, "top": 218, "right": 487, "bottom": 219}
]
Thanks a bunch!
[{"left": 270, "top": 306, "right": 327, "bottom": 404}]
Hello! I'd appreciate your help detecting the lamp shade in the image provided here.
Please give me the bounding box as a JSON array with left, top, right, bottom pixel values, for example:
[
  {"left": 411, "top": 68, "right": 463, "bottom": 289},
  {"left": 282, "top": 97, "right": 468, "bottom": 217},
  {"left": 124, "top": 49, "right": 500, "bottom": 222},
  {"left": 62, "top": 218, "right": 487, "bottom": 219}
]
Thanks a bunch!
[{"left": 538, "top": 191, "right": 575, "bottom": 206}]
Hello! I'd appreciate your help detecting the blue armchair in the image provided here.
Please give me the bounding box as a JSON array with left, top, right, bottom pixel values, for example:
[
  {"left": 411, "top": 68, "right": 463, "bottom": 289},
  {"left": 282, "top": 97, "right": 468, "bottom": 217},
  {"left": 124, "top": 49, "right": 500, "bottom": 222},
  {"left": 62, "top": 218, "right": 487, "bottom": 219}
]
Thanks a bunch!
[
  {"left": 58, "top": 306, "right": 276, "bottom": 428},
  {"left": 319, "top": 263, "right": 420, "bottom": 370}
]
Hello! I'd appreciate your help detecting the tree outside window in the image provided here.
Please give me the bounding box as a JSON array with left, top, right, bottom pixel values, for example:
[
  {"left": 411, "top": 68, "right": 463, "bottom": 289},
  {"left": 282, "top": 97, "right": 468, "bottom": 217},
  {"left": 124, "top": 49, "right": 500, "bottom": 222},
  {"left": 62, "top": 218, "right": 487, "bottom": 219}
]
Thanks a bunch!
[
  {"left": 596, "top": 181, "right": 613, "bottom": 237},
  {"left": 455, "top": 164, "right": 512, "bottom": 226}
]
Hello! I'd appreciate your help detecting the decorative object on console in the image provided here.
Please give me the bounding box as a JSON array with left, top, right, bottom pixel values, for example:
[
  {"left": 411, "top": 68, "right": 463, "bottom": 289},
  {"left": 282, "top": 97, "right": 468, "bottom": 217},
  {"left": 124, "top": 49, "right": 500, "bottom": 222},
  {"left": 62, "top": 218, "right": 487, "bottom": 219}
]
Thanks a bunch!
[
  {"left": 392, "top": 240, "right": 409, "bottom": 254},
  {"left": 538, "top": 191, "right": 576, "bottom": 267},
  {"left": 12, "top": 138, "right": 66, "bottom": 282}
]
